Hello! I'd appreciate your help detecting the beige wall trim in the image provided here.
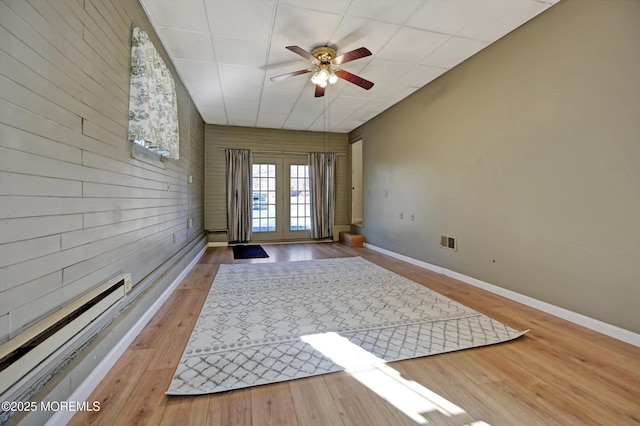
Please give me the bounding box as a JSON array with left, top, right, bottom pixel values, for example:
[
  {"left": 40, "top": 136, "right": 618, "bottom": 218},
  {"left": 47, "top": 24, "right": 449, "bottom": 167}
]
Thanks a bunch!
[
  {"left": 364, "top": 243, "right": 640, "bottom": 348},
  {"left": 208, "top": 242, "right": 229, "bottom": 247}
]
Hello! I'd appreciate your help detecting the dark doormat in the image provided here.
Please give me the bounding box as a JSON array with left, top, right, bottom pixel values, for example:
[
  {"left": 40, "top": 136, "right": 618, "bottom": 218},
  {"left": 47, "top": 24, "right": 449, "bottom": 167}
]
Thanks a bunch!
[{"left": 232, "top": 245, "right": 269, "bottom": 259}]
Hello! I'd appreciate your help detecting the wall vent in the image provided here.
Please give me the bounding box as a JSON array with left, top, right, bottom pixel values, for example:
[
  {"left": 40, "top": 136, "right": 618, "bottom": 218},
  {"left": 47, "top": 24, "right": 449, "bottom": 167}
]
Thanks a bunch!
[
  {"left": 0, "top": 273, "right": 130, "bottom": 395},
  {"left": 440, "top": 236, "right": 457, "bottom": 251}
]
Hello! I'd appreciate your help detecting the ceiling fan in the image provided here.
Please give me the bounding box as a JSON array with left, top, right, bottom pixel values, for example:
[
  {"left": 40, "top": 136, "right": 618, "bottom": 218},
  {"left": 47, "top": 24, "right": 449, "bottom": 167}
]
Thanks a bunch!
[{"left": 270, "top": 45, "right": 374, "bottom": 98}]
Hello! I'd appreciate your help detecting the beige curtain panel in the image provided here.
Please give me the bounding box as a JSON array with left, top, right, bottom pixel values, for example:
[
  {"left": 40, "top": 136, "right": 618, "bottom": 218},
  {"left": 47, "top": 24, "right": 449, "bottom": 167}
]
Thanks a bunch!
[
  {"left": 225, "top": 149, "right": 252, "bottom": 242},
  {"left": 309, "top": 152, "right": 338, "bottom": 239}
]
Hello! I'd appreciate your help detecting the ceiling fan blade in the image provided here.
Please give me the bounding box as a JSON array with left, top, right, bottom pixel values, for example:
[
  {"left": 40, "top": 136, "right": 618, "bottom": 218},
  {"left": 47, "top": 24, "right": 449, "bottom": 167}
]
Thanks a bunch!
[
  {"left": 270, "top": 68, "right": 313, "bottom": 82},
  {"left": 332, "top": 47, "right": 372, "bottom": 66},
  {"left": 286, "top": 46, "right": 319, "bottom": 64},
  {"left": 314, "top": 85, "right": 325, "bottom": 98},
  {"left": 334, "top": 69, "right": 374, "bottom": 90}
]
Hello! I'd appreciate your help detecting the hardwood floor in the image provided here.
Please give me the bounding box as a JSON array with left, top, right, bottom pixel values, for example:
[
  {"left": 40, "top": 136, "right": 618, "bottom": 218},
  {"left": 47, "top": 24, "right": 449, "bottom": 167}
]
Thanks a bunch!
[{"left": 70, "top": 243, "right": 640, "bottom": 425}]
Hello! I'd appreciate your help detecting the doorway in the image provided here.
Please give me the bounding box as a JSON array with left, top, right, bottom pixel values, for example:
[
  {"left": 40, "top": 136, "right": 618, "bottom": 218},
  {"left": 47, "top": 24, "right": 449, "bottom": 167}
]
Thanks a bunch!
[
  {"left": 351, "top": 139, "right": 363, "bottom": 227},
  {"left": 251, "top": 156, "right": 311, "bottom": 241}
]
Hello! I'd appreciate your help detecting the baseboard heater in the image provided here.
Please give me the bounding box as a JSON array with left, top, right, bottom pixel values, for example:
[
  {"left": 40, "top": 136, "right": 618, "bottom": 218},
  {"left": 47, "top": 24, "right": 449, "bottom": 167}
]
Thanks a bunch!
[{"left": 0, "top": 273, "right": 132, "bottom": 395}]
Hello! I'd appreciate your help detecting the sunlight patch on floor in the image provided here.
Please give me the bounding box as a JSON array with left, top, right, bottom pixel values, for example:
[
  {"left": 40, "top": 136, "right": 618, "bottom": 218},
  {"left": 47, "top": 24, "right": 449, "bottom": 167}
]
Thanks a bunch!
[{"left": 301, "top": 332, "right": 491, "bottom": 425}]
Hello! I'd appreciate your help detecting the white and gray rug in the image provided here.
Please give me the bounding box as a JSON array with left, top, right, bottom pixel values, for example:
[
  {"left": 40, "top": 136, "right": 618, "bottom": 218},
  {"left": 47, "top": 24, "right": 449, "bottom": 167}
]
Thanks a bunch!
[{"left": 167, "top": 257, "right": 526, "bottom": 395}]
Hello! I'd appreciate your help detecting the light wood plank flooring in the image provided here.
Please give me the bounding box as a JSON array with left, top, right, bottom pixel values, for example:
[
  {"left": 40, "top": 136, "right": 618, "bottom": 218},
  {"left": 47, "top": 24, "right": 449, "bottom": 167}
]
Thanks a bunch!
[{"left": 70, "top": 243, "right": 640, "bottom": 425}]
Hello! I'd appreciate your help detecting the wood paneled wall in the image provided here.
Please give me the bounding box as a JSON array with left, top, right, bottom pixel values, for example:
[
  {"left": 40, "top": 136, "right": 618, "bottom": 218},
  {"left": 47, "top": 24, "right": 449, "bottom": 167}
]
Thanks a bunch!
[
  {"left": 205, "top": 125, "right": 349, "bottom": 234},
  {"left": 0, "top": 0, "right": 205, "bottom": 344}
]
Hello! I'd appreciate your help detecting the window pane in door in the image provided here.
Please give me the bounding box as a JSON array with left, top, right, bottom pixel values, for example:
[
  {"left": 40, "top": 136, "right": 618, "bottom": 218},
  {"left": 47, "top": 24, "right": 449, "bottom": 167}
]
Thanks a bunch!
[
  {"left": 252, "top": 164, "right": 276, "bottom": 232},
  {"left": 290, "top": 165, "right": 310, "bottom": 231}
]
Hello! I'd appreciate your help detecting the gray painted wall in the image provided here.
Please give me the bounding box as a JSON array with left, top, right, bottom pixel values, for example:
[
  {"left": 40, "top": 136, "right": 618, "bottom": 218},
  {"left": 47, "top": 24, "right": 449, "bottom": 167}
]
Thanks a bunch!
[
  {"left": 0, "top": 0, "right": 205, "bottom": 349},
  {"left": 350, "top": 0, "right": 640, "bottom": 334}
]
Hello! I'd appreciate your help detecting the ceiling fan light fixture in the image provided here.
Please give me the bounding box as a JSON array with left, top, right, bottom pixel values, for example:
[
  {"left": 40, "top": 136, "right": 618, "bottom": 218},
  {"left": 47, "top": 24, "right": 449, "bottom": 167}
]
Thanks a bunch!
[
  {"left": 272, "top": 45, "right": 373, "bottom": 97},
  {"left": 317, "top": 68, "right": 329, "bottom": 81},
  {"left": 311, "top": 67, "right": 338, "bottom": 87},
  {"left": 328, "top": 70, "right": 338, "bottom": 85}
]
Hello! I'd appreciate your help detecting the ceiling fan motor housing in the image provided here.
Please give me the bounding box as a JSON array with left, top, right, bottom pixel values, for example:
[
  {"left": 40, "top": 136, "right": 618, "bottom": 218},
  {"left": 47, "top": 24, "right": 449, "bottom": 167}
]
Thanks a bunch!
[{"left": 312, "top": 46, "right": 337, "bottom": 64}]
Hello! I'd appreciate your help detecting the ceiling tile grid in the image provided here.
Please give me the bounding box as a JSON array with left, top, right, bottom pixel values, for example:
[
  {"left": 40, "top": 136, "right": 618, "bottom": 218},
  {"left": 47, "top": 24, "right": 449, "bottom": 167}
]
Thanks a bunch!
[{"left": 140, "top": 0, "right": 560, "bottom": 133}]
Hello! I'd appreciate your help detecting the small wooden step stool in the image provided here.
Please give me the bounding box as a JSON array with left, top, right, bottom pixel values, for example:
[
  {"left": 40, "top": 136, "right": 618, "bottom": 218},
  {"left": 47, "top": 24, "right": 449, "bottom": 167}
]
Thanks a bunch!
[{"left": 339, "top": 232, "right": 364, "bottom": 247}]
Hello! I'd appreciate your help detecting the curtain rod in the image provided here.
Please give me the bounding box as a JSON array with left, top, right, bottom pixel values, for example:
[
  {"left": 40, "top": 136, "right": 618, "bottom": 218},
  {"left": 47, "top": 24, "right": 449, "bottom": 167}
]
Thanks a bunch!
[{"left": 217, "top": 148, "right": 345, "bottom": 156}]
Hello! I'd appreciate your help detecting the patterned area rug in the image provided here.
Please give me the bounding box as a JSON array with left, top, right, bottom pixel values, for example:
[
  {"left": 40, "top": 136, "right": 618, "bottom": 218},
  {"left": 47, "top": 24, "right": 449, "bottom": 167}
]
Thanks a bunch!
[{"left": 167, "top": 257, "right": 526, "bottom": 395}]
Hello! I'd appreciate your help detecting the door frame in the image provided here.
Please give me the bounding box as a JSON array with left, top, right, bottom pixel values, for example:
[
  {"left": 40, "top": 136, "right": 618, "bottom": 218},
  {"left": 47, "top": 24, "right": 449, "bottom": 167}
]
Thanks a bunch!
[{"left": 250, "top": 155, "right": 311, "bottom": 242}]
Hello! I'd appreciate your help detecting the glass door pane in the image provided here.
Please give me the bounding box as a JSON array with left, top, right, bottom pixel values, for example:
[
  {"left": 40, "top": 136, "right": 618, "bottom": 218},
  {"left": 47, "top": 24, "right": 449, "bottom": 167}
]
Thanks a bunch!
[
  {"left": 252, "top": 163, "right": 277, "bottom": 233},
  {"left": 283, "top": 161, "right": 311, "bottom": 240},
  {"left": 289, "top": 164, "right": 310, "bottom": 231},
  {"left": 250, "top": 157, "right": 311, "bottom": 241}
]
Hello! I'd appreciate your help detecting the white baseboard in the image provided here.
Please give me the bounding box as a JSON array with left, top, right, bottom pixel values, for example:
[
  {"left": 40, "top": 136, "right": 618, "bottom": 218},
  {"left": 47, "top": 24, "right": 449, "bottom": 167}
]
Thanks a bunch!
[
  {"left": 364, "top": 243, "right": 640, "bottom": 348},
  {"left": 208, "top": 242, "right": 228, "bottom": 247},
  {"left": 46, "top": 245, "right": 207, "bottom": 426}
]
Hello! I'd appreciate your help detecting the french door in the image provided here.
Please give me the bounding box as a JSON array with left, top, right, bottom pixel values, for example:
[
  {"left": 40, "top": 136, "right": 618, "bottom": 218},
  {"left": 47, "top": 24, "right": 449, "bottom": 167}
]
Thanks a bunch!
[{"left": 251, "top": 156, "right": 311, "bottom": 241}]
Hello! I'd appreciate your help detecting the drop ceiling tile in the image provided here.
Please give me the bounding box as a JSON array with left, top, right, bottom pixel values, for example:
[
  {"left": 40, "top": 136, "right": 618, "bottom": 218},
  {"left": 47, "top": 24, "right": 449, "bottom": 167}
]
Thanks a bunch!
[
  {"left": 330, "top": 16, "right": 400, "bottom": 56},
  {"left": 330, "top": 96, "right": 369, "bottom": 110},
  {"left": 226, "top": 99, "right": 260, "bottom": 114},
  {"left": 402, "top": 64, "right": 447, "bottom": 88},
  {"left": 271, "top": 4, "right": 342, "bottom": 47},
  {"left": 333, "top": 123, "right": 360, "bottom": 133},
  {"left": 421, "top": 37, "right": 489, "bottom": 69},
  {"left": 407, "top": 0, "right": 496, "bottom": 36},
  {"left": 229, "top": 117, "right": 259, "bottom": 127},
  {"left": 357, "top": 98, "right": 390, "bottom": 113},
  {"left": 173, "top": 59, "right": 219, "bottom": 82},
  {"left": 373, "top": 85, "right": 420, "bottom": 104},
  {"left": 226, "top": 106, "right": 259, "bottom": 126},
  {"left": 205, "top": 1, "right": 275, "bottom": 41},
  {"left": 294, "top": 94, "right": 329, "bottom": 112},
  {"left": 199, "top": 108, "right": 228, "bottom": 125},
  {"left": 257, "top": 113, "right": 289, "bottom": 129},
  {"left": 156, "top": 28, "right": 215, "bottom": 61},
  {"left": 259, "top": 100, "right": 295, "bottom": 116},
  {"left": 223, "top": 85, "right": 262, "bottom": 102},
  {"left": 377, "top": 28, "right": 450, "bottom": 63},
  {"left": 321, "top": 108, "right": 359, "bottom": 127},
  {"left": 338, "top": 83, "right": 377, "bottom": 99},
  {"left": 356, "top": 58, "right": 414, "bottom": 91},
  {"left": 141, "top": 0, "right": 209, "bottom": 33},
  {"left": 261, "top": 86, "right": 302, "bottom": 103},
  {"left": 279, "top": 0, "right": 351, "bottom": 15},
  {"left": 352, "top": 110, "right": 382, "bottom": 123},
  {"left": 309, "top": 114, "right": 351, "bottom": 133},
  {"left": 457, "top": 0, "right": 551, "bottom": 43},
  {"left": 284, "top": 114, "right": 317, "bottom": 131},
  {"left": 184, "top": 81, "right": 224, "bottom": 106},
  {"left": 213, "top": 36, "right": 269, "bottom": 67},
  {"left": 306, "top": 120, "right": 328, "bottom": 132},
  {"left": 346, "top": 0, "right": 424, "bottom": 25},
  {"left": 191, "top": 94, "right": 225, "bottom": 111},
  {"left": 219, "top": 65, "right": 265, "bottom": 88}
]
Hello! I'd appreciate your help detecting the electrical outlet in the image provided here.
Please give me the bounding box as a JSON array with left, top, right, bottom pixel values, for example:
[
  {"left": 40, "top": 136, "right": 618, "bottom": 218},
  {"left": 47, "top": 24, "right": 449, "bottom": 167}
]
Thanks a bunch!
[
  {"left": 384, "top": 190, "right": 388, "bottom": 198},
  {"left": 187, "top": 175, "right": 193, "bottom": 184},
  {"left": 124, "top": 273, "right": 133, "bottom": 294},
  {"left": 400, "top": 212, "right": 403, "bottom": 220},
  {"left": 187, "top": 218, "right": 192, "bottom": 228},
  {"left": 410, "top": 213, "right": 414, "bottom": 221}
]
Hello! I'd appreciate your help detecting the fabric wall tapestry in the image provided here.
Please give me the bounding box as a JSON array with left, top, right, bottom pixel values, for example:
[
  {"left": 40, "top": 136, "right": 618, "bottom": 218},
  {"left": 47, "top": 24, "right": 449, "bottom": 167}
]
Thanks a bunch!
[{"left": 127, "top": 26, "right": 179, "bottom": 159}]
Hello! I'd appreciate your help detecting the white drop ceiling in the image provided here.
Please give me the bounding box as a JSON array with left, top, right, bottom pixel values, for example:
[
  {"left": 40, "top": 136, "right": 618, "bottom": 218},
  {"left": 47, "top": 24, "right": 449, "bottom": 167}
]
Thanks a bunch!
[{"left": 140, "top": 0, "right": 560, "bottom": 133}]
